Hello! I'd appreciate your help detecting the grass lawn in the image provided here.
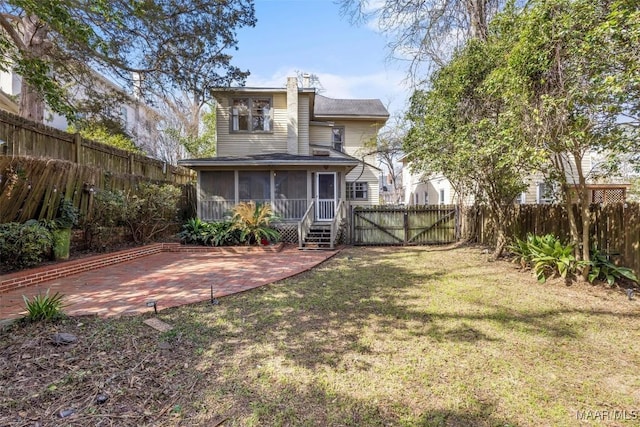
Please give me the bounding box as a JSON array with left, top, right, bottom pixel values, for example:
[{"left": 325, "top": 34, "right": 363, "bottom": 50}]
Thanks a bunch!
[{"left": 1, "top": 245, "right": 639, "bottom": 426}]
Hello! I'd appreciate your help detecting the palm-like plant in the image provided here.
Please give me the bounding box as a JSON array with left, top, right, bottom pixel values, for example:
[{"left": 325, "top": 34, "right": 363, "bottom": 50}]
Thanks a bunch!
[{"left": 231, "top": 202, "right": 280, "bottom": 245}]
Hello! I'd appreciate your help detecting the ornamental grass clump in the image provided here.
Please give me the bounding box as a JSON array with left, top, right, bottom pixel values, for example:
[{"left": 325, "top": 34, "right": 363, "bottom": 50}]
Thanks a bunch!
[
  {"left": 231, "top": 201, "right": 280, "bottom": 245},
  {"left": 22, "top": 290, "right": 67, "bottom": 323}
]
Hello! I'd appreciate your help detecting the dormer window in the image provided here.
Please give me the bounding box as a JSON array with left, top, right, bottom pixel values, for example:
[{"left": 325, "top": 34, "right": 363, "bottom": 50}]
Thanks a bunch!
[
  {"left": 332, "top": 127, "right": 344, "bottom": 152},
  {"left": 231, "top": 97, "right": 272, "bottom": 132}
]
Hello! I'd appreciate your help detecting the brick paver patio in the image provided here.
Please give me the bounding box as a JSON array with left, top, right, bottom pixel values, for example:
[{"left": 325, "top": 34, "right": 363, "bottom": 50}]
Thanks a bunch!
[{"left": 0, "top": 245, "right": 338, "bottom": 321}]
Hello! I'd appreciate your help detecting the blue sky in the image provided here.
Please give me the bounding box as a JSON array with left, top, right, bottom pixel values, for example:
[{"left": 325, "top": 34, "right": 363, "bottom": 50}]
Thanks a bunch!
[{"left": 230, "top": 0, "right": 410, "bottom": 118}]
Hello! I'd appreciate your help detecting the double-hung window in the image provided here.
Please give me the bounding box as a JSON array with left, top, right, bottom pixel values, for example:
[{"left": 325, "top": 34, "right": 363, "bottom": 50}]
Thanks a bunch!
[
  {"left": 332, "top": 127, "right": 345, "bottom": 152},
  {"left": 347, "top": 182, "right": 368, "bottom": 200},
  {"left": 537, "top": 182, "right": 555, "bottom": 204},
  {"left": 231, "top": 97, "right": 272, "bottom": 132}
]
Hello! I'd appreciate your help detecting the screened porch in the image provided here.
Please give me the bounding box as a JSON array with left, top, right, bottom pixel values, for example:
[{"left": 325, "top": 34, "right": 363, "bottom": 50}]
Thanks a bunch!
[{"left": 199, "top": 170, "right": 310, "bottom": 221}]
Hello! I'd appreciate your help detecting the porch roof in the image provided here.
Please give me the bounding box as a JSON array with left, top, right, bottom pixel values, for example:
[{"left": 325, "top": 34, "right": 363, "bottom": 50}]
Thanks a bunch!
[{"left": 178, "top": 153, "right": 361, "bottom": 169}]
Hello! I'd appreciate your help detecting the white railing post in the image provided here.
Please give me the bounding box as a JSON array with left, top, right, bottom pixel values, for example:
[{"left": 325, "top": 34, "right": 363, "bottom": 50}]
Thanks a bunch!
[{"left": 298, "top": 201, "right": 315, "bottom": 249}]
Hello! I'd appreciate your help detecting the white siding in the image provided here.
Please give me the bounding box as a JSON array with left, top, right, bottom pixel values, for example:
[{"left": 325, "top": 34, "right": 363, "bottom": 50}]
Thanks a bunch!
[
  {"left": 338, "top": 120, "right": 379, "bottom": 166},
  {"left": 347, "top": 163, "right": 380, "bottom": 206},
  {"left": 309, "top": 125, "right": 332, "bottom": 147},
  {"left": 298, "top": 94, "right": 310, "bottom": 155}
]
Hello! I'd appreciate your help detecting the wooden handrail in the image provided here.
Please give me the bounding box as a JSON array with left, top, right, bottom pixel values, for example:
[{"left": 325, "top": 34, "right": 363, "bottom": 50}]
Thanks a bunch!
[{"left": 298, "top": 201, "right": 315, "bottom": 249}]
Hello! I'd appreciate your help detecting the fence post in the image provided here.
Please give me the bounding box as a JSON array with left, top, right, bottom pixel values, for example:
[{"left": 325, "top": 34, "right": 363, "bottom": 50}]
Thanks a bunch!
[
  {"left": 128, "top": 153, "right": 134, "bottom": 174},
  {"left": 403, "top": 209, "right": 409, "bottom": 245},
  {"left": 349, "top": 205, "right": 354, "bottom": 245},
  {"left": 74, "top": 133, "right": 82, "bottom": 164}
]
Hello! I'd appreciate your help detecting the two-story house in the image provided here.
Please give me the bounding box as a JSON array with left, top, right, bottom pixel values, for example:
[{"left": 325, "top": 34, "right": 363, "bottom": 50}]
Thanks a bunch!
[
  {"left": 402, "top": 154, "right": 630, "bottom": 207},
  {"left": 177, "top": 76, "right": 389, "bottom": 247},
  {"left": 0, "top": 68, "right": 162, "bottom": 156}
]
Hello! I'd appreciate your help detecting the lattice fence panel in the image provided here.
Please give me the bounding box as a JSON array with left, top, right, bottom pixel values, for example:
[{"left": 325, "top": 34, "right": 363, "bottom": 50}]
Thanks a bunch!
[
  {"left": 592, "top": 188, "right": 626, "bottom": 204},
  {"left": 275, "top": 223, "right": 298, "bottom": 243}
]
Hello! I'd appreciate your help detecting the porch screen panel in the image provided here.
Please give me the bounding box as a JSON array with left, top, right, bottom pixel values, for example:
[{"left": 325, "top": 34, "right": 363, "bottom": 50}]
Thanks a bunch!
[
  {"left": 238, "top": 171, "right": 271, "bottom": 205},
  {"left": 274, "top": 171, "right": 307, "bottom": 219},
  {"left": 200, "top": 171, "right": 235, "bottom": 220}
]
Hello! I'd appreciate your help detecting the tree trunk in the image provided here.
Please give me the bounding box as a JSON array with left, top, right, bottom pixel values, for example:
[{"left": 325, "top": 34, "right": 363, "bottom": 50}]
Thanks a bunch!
[
  {"left": 466, "top": 0, "right": 489, "bottom": 40},
  {"left": 19, "top": 16, "right": 49, "bottom": 122},
  {"left": 20, "top": 82, "right": 45, "bottom": 122},
  {"left": 489, "top": 200, "right": 511, "bottom": 260},
  {"left": 573, "top": 150, "right": 591, "bottom": 281},
  {"left": 492, "top": 226, "right": 507, "bottom": 260}
]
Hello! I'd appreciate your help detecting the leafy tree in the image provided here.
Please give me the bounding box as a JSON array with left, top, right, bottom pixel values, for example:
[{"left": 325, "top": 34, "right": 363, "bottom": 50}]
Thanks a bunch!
[
  {"left": 497, "top": 0, "right": 639, "bottom": 277},
  {"left": 404, "top": 8, "right": 543, "bottom": 258},
  {"left": 0, "top": 0, "right": 256, "bottom": 122},
  {"left": 67, "top": 120, "right": 141, "bottom": 153}
]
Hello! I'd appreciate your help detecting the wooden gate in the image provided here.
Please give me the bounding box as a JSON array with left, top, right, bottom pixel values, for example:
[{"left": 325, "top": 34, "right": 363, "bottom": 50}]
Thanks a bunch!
[{"left": 351, "top": 205, "right": 459, "bottom": 245}]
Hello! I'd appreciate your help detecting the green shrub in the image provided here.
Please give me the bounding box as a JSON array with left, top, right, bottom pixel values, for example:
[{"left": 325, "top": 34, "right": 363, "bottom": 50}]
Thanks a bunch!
[
  {"left": 509, "top": 233, "right": 582, "bottom": 283},
  {"left": 55, "top": 199, "right": 79, "bottom": 229},
  {"left": 178, "top": 218, "right": 210, "bottom": 244},
  {"left": 122, "top": 183, "right": 181, "bottom": 243},
  {"left": 210, "top": 221, "right": 242, "bottom": 246},
  {"left": 92, "top": 189, "right": 127, "bottom": 228},
  {"left": 0, "top": 221, "right": 53, "bottom": 270},
  {"left": 84, "top": 189, "right": 127, "bottom": 249},
  {"left": 508, "top": 234, "right": 535, "bottom": 268},
  {"left": 22, "top": 290, "right": 66, "bottom": 322},
  {"left": 587, "top": 246, "right": 639, "bottom": 286},
  {"left": 178, "top": 218, "right": 242, "bottom": 246},
  {"left": 231, "top": 202, "right": 280, "bottom": 245}
]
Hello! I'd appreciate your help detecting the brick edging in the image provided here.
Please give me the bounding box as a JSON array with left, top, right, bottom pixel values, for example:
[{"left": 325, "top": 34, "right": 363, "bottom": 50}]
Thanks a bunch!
[{"left": 0, "top": 242, "right": 285, "bottom": 294}]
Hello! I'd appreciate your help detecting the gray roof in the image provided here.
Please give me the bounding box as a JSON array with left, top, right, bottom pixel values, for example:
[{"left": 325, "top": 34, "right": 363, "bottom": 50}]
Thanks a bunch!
[
  {"left": 314, "top": 94, "right": 389, "bottom": 119},
  {"left": 178, "top": 152, "right": 360, "bottom": 168}
]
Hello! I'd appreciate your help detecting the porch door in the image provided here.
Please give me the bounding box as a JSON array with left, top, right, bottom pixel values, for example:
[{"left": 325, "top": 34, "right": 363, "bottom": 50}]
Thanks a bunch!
[{"left": 316, "top": 172, "right": 336, "bottom": 221}]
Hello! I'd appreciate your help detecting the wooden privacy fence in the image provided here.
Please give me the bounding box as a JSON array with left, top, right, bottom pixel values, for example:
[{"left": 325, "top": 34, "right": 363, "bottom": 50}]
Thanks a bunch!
[
  {"left": 0, "top": 110, "right": 194, "bottom": 184},
  {"left": 471, "top": 203, "right": 640, "bottom": 275},
  {"left": 351, "top": 205, "right": 459, "bottom": 245},
  {"left": 0, "top": 110, "right": 197, "bottom": 223},
  {"left": 0, "top": 156, "right": 196, "bottom": 223}
]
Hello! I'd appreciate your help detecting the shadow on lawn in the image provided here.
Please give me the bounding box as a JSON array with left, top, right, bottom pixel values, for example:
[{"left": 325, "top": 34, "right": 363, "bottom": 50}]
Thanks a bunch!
[
  {"left": 195, "top": 372, "right": 521, "bottom": 426},
  {"left": 165, "top": 245, "right": 640, "bottom": 366},
  {"left": 156, "top": 246, "right": 638, "bottom": 424}
]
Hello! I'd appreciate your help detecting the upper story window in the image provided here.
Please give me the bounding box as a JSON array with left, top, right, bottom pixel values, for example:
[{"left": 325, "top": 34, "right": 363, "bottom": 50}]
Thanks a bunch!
[
  {"left": 120, "top": 107, "right": 128, "bottom": 127},
  {"left": 332, "top": 127, "right": 345, "bottom": 152},
  {"left": 231, "top": 97, "right": 272, "bottom": 132}
]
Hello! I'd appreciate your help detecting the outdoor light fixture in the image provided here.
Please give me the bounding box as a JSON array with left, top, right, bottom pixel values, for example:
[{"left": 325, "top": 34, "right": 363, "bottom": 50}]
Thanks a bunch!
[
  {"left": 210, "top": 285, "right": 219, "bottom": 305},
  {"left": 83, "top": 182, "right": 95, "bottom": 193},
  {"left": 626, "top": 289, "right": 635, "bottom": 301},
  {"left": 146, "top": 300, "right": 158, "bottom": 314}
]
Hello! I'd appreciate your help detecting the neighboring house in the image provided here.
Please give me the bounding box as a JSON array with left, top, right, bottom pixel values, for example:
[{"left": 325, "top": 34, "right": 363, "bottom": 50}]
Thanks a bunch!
[
  {"left": 178, "top": 76, "right": 389, "bottom": 247},
  {"left": 402, "top": 153, "right": 630, "bottom": 206},
  {"left": 0, "top": 68, "right": 161, "bottom": 156},
  {"left": 402, "top": 156, "right": 456, "bottom": 206}
]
